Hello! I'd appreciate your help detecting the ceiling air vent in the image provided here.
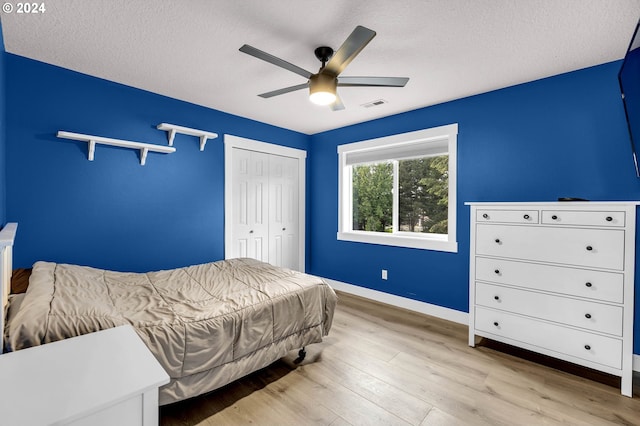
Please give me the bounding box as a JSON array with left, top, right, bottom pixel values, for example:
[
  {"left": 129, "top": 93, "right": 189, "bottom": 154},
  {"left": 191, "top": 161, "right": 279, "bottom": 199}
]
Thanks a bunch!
[{"left": 361, "top": 99, "right": 388, "bottom": 108}]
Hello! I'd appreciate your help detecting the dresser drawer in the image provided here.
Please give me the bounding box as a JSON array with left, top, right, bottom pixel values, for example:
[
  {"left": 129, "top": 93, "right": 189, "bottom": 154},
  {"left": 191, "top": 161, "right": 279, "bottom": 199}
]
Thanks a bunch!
[
  {"left": 476, "top": 209, "right": 538, "bottom": 224},
  {"left": 475, "top": 257, "right": 624, "bottom": 303},
  {"left": 475, "top": 282, "right": 623, "bottom": 336},
  {"left": 475, "top": 307, "right": 622, "bottom": 369},
  {"left": 476, "top": 224, "right": 625, "bottom": 270},
  {"left": 541, "top": 210, "right": 625, "bottom": 227}
]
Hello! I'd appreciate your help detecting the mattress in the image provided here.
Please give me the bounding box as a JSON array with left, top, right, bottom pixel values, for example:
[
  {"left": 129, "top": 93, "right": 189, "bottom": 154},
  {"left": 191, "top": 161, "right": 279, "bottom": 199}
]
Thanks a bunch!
[{"left": 4, "top": 258, "right": 337, "bottom": 404}]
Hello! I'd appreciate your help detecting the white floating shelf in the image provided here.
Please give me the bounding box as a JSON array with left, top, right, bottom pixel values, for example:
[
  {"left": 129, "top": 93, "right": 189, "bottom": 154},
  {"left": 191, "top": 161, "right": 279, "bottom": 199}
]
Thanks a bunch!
[
  {"left": 57, "top": 131, "right": 176, "bottom": 165},
  {"left": 156, "top": 123, "right": 218, "bottom": 151}
]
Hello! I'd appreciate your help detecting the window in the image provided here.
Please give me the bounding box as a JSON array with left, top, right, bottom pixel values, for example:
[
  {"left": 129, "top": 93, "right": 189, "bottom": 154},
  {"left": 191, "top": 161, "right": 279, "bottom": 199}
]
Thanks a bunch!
[{"left": 338, "top": 124, "right": 458, "bottom": 252}]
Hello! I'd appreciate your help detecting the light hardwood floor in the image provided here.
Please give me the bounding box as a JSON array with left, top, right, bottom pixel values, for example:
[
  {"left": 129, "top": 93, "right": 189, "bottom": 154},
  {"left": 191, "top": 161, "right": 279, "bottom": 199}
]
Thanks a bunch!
[{"left": 160, "top": 291, "right": 640, "bottom": 425}]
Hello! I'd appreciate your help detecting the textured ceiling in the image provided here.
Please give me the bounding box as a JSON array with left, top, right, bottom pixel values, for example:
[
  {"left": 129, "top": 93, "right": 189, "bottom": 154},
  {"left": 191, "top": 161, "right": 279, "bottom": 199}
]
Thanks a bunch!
[{"left": 1, "top": 0, "right": 639, "bottom": 134}]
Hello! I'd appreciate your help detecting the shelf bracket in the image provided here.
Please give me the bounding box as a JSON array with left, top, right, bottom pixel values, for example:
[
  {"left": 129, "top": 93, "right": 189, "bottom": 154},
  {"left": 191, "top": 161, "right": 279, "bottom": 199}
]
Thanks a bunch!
[
  {"left": 88, "top": 140, "right": 96, "bottom": 161},
  {"left": 167, "top": 129, "right": 177, "bottom": 147},
  {"left": 140, "top": 147, "right": 149, "bottom": 165},
  {"left": 199, "top": 135, "right": 209, "bottom": 151}
]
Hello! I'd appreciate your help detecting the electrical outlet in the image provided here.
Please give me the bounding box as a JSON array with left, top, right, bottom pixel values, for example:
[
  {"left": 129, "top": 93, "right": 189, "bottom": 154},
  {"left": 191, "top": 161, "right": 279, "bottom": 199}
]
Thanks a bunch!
[{"left": 381, "top": 269, "right": 388, "bottom": 280}]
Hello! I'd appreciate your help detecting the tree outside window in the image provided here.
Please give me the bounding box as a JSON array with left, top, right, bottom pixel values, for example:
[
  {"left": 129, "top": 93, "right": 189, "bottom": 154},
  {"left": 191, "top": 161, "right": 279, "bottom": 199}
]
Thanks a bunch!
[
  {"left": 352, "top": 156, "right": 448, "bottom": 236},
  {"left": 352, "top": 162, "right": 393, "bottom": 232},
  {"left": 398, "top": 156, "right": 448, "bottom": 235}
]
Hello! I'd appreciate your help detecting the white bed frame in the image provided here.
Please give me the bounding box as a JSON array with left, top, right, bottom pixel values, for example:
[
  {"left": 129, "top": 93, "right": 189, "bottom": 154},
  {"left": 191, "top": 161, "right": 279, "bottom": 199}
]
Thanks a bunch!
[{"left": 0, "top": 223, "right": 18, "bottom": 354}]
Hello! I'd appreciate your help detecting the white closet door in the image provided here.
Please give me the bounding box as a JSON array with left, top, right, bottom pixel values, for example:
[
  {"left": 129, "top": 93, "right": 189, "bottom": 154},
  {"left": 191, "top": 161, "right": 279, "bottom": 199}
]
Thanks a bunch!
[
  {"left": 230, "top": 148, "right": 269, "bottom": 262},
  {"left": 225, "top": 135, "right": 306, "bottom": 272},
  {"left": 269, "top": 155, "right": 299, "bottom": 269}
]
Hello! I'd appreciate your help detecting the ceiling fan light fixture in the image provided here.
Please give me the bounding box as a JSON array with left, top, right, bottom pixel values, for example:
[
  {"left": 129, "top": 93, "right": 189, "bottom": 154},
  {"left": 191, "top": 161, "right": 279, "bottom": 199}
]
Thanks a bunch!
[
  {"left": 309, "top": 91, "right": 336, "bottom": 106},
  {"left": 309, "top": 73, "right": 337, "bottom": 105}
]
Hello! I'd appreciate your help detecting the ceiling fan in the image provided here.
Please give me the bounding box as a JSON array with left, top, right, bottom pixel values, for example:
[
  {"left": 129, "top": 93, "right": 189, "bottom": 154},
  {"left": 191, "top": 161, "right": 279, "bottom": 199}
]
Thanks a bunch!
[{"left": 239, "top": 25, "right": 409, "bottom": 111}]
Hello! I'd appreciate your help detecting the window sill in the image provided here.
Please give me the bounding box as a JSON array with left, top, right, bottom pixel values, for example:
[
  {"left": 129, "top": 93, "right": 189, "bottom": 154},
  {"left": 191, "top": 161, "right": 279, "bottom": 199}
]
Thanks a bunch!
[{"left": 337, "top": 231, "right": 458, "bottom": 253}]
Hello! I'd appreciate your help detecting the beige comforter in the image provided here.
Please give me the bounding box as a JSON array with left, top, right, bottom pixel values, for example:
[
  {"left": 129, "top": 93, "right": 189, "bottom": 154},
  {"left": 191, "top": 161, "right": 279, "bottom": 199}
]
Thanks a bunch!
[{"left": 6, "top": 258, "right": 337, "bottom": 404}]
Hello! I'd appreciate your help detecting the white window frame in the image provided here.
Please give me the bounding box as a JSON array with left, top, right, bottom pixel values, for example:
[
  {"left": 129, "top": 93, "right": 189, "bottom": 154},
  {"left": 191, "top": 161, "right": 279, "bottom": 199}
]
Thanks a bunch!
[{"left": 337, "top": 123, "right": 458, "bottom": 252}]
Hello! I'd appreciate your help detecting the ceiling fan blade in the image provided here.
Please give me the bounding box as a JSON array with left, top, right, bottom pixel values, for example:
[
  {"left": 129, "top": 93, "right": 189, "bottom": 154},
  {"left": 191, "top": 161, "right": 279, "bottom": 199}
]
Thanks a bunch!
[
  {"left": 338, "top": 76, "right": 409, "bottom": 87},
  {"left": 240, "top": 44, "right": 313, "bottom": 79},
  {"left": 323, "top": 26, "right": 376, "bottom": 76},
  {"left": 258, "top": 83, "right": 309, "bottom": 98},
  {"left": 330, "top": 93, "right": 345, "bottom": 111}
]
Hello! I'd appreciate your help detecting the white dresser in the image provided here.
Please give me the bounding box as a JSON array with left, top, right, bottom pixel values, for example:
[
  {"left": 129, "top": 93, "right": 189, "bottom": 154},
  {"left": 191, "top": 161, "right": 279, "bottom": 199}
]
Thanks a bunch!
[
  {"left": 467, "top": 202, "right": 636, "bottom": 397},
  {"left": 0, "top": 325, "right": 170, "bottom": 425}
]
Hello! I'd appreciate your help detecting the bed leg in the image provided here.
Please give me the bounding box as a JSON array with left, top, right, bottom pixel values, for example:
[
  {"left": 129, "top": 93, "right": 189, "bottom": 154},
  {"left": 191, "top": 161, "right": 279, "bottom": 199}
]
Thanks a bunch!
[{"left": 294, "top": 347, "right": 306, "bottom": 364}]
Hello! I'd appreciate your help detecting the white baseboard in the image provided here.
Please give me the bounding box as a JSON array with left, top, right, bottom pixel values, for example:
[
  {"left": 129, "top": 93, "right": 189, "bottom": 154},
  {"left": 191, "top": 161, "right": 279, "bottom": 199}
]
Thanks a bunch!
[
  {"left": 323, "top": 278, "right": 468, "bottom": 325},
  {"left": 324, "top": 278, "right": 640, "bottom": 373}
]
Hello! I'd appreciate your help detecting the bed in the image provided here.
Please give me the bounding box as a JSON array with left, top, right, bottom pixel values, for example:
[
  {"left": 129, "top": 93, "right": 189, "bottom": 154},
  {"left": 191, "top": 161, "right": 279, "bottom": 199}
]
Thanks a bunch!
[{"left": 0, "top": 223, "right": 338, "bottom": 405}]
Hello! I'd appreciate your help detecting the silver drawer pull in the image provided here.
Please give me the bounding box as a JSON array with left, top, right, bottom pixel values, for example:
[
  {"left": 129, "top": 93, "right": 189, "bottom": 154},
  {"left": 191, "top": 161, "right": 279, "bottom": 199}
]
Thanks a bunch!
[
  {"left": 586, "top": 245, "right": 593, "bottom": 251},
  {"left": 585, "top": 313, "right": 592, "bottom": 319},
  {"left": 584, "top": 345, "right": 591, "bottom": 351}
]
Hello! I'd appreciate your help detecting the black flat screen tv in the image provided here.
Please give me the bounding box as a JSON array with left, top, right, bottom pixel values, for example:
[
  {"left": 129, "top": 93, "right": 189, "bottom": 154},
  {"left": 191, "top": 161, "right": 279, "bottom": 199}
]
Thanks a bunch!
[{"left": 619, "top": 18, "right": 640, "bottom": 177}]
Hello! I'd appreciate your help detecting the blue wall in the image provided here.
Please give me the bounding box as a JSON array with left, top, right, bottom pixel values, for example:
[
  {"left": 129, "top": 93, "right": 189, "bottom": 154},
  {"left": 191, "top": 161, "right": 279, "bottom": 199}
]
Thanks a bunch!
[
  {"left": 0, "top": 22, "right": 6, "bottom": 226},
  {"left": 5, "top": 54, "right": 309, "bottom": 272},
  {"left": 620, "top": 45, "right": 640, "bottom": 175},
  {"left": 308, "top": 61, "right": 640, "bottom": 354}
]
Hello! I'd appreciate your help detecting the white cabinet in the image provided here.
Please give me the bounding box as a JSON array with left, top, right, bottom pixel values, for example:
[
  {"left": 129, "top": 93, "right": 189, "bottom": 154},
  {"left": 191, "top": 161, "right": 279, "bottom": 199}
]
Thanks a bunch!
[
  {"left": 0, "top": 325, "right": 170, "bottom": 425},
  {"left": 467, "top": 202, "right": 636, "bottom": 397}
]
